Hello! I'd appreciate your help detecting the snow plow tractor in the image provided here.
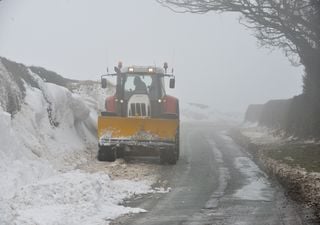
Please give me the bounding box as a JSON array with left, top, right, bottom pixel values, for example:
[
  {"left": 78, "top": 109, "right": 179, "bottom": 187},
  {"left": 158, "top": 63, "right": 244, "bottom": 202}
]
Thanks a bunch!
[{"left": 97, "top": 62, "right": 180, "bottom": 164}]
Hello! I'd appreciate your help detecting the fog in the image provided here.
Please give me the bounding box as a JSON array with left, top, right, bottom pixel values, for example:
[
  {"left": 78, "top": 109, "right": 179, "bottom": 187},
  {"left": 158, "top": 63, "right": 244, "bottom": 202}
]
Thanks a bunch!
[{"left": 0, "top": 0, "right": 303, "bottom": 112}]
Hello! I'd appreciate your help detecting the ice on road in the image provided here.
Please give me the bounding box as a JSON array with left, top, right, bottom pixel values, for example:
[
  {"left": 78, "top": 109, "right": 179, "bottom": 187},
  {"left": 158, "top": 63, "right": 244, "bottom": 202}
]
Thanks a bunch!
[{"left": 233, "top": 156, "right": 273, "bottom": 201}]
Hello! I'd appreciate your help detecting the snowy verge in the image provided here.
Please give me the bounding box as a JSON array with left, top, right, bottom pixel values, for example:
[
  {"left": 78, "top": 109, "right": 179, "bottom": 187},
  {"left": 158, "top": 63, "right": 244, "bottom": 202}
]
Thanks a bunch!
[
  {"left": 258, "top": 154, "right": 320, "bottom": 218},
  {"left": 229, "top": 127, "right": 320, "bottom": 219}
]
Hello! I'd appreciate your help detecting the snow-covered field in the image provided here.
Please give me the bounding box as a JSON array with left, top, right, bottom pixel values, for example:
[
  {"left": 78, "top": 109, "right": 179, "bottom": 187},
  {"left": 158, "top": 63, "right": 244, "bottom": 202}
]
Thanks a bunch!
[{"left": 0, "top": 59, "right": 157, "bottom": 225}]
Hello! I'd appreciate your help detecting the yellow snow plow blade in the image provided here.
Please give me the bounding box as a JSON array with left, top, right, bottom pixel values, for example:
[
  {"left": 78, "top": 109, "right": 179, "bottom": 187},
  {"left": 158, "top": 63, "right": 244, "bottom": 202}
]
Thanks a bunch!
[{"left": 98, "top": 116, "right": 178, "bottom": 146}]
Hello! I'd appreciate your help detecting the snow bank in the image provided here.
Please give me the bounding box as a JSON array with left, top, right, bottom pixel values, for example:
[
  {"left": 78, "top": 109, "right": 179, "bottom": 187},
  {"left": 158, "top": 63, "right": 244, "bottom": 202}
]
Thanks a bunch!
[
  {"left": 0, "top": 59, "right": 152, "bottom": 225},
  {"left": 0, "top": 107, "right": 55, "bottom": 200},
  {"left": 0, "top": 60, "right": 25, "bottom": 114},
  {"left": 10, "top": 76, "right": 95, "bottom": 170},
  {"left": 72, "top": 81, "right": 114, "bottom": 113},
  {"left": 7, "top": 171, "right": 151, "bottom": 225}
]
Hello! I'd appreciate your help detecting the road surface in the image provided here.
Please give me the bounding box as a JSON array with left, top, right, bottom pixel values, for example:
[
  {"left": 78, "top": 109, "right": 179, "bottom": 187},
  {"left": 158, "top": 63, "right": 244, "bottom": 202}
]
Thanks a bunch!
[{"left": 112, "top": 122, "right": 318, "bottom": 225}]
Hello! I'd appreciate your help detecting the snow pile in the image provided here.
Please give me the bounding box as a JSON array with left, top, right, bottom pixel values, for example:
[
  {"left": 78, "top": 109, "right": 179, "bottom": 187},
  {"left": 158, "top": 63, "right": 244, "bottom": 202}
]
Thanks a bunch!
[
  {"left": 4, "top": 171, "right": 151, "bottom": 225},
  {"left": 72, "top": 81, "right": 114, "bottom": 113},
  {"left": 181, "top": 102, "right": 242, "bottom": 124},
  {"left": 0, "top": 59, "right": 152, "bottom": 225},
  {"left": 10, "top": 73, "right": 97, "bottom": 170},
  {"left": 0, "top": 60, "right": 25, "bottom": 114},
  {"left": 0, "top": 108, "right": 55, "bottom": 199}
]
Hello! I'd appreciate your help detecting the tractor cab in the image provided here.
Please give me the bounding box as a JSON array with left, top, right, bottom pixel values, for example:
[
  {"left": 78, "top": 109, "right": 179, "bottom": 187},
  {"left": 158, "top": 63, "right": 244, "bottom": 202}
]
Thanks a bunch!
[{"left": 101, "top": 63, "right": 176, "bottom": 118}]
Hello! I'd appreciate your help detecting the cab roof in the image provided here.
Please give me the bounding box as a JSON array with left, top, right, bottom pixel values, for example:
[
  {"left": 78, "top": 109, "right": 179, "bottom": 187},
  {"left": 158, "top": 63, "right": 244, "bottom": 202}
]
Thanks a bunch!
[{"left": 122, "top": 66, "right": 165, "bottom": 75}]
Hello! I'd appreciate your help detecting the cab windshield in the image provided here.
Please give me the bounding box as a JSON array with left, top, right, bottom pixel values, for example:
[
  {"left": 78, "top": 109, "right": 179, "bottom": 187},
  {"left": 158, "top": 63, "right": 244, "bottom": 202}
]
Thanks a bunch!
[{"left": 122, "top": 74, "right": 163, "bottom": 100}]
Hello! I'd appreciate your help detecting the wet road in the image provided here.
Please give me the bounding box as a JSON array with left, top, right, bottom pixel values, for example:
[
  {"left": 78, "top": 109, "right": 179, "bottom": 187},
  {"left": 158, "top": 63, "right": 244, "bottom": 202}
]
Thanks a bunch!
[{"left": 112, "top": 122, "right": 317, "bottom": 225}]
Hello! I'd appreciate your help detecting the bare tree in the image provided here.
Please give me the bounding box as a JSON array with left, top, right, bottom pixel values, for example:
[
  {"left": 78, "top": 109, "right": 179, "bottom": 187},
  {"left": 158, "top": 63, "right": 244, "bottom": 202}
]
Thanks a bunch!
[
  {"left": 158, "top": 0, "right": 320, "bottom": 136},
  {"left": 158, "top": 0, "right": 319, "bottom": 65}
]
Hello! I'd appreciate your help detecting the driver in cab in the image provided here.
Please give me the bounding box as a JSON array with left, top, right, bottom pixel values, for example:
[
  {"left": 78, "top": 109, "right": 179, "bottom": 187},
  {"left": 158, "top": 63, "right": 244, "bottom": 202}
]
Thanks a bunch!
[{"left": 134, "top": 76, "right": 147, "bottom": 93}]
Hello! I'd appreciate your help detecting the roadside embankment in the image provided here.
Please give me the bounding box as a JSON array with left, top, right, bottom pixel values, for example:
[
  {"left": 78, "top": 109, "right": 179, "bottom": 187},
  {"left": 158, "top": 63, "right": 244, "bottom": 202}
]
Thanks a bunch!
[
  {"left": 0, "top": 57, "right": 156, "bottom": 225},
  {"left": 230, "top": 126, "right": 320, "bottom": 220}
]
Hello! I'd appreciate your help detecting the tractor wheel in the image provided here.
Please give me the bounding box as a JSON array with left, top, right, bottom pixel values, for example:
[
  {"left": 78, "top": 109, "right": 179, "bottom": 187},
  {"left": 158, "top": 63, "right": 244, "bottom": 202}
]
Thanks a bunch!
[
  {"left": 98, "top": 146, "right": 116, "bottom": 162},
  {"left": 160, "top": 148, "right": 177, "bottom": 165},
  {"left": 116, "top": 147, "right": 125, "bottom": 158},
  {"left": 97, "top": 147, "right": 107, "bottom": 161},
  {"left": 175, "top": 145, "right": 180, "bottom": 161},
  {"left": 167, "top": 152, "right": 177, "bottom": 165},
  {"left": 159, "top": 151, "right": 165, "bottom": 164},
  {"left": 175, "top": 128, "right": 180, "bottom": 161}
]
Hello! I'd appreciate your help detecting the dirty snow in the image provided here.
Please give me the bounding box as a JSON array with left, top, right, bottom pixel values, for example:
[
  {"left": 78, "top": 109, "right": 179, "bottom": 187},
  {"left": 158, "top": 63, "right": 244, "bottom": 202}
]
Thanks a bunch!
[{"left": 233, "top": 157, "right": 273, "bottom": 201}]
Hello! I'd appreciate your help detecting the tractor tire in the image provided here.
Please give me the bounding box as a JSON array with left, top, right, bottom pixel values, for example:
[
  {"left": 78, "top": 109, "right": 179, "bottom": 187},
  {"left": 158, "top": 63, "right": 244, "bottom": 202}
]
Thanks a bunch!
[
  {"left": 175, "top": 127, "right": 180, "bottom": 161},
  {"left": 167, "top": 152, "right": 177, "bottom": 165},
  {"left": 98, "top": 146, "right": 116, "bottom": 162},
  {"left": 175, "top": 144, "right": 180, "bottom": 161},
  {"left": 160, "top": 148, "right": 177, "bottom": 165},
  {"left": 116, "top": 147, "right": 125, "bottom": 158}
]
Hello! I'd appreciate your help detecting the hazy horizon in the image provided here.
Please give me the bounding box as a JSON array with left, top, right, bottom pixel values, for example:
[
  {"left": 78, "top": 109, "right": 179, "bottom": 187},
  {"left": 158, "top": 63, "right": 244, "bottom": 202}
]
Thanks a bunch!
[{"left": 0, "top": 0, "right": 303, "bottom": 112}]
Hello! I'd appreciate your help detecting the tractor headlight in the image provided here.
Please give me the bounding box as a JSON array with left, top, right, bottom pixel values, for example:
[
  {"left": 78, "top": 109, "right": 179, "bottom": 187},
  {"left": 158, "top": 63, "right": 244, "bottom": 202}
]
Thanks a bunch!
[
  {"left": 158, "top": 99, "right": 162, "bottom": 103},
  {"left": 120, "top": 99, "right": 124, "bottom": 103}
]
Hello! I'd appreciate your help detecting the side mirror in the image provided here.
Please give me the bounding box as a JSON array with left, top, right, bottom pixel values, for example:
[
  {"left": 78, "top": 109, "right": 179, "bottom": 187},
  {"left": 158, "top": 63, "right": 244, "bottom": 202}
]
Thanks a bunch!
[
  {"left": 169, "top": 78, "right": 175, "bottom": 89},
  {"left": 114, "top": 66, "right": 121, "bottom": 74},
  {"left": 101, "top": 78, "right": 107, "bottom": 89}
]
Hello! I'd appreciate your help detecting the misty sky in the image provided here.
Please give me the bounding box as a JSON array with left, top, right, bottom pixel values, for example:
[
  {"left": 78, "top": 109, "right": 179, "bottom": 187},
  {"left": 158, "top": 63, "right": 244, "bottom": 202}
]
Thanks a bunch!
[{"left": 0, "top": 0, "right": 303, "bottom": 112}]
